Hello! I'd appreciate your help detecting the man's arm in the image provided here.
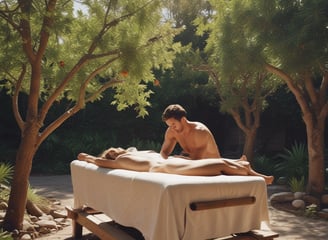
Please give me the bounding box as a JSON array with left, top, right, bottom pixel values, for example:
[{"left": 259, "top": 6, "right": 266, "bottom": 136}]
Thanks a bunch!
[{"left": 160, "top": 130, "right": 177, "bottom": 159}]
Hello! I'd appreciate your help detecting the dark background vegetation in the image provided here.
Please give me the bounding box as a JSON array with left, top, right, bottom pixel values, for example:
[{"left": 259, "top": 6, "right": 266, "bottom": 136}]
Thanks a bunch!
[{"left": 0, "top": 78, "right": 318, "bottom": 175}]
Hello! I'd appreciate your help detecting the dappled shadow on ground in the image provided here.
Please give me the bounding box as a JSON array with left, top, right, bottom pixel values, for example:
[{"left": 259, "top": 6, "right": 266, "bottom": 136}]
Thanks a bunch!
[
  {"left": 29, "top": 175, "right": 73, "bottom": 202},
  {"left": 267, "top": 185, "right": 328, "bottom": 240},
  {"left": 269, "top": 205, "right": 328, "bottom": 239}
]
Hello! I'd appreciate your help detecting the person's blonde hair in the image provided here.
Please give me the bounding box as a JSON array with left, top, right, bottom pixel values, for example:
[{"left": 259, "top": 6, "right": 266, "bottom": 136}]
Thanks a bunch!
[{"left": 100, "top": 147, "right": 126, "bottom": 160}]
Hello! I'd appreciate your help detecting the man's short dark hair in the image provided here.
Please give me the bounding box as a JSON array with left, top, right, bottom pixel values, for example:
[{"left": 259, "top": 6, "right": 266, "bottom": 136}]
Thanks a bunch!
[{"left": 162, "top": 104, "right": 187, "bottom": 121}]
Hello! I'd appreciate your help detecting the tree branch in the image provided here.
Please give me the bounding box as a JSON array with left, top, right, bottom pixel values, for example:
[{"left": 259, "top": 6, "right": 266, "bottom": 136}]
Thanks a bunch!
[
  {"left": 265, "top": 63, "right": 310, "bottom": 115},
  {"left": 12, "top": 64, "right": 27, "bottom": 131},
  {"left": 0, "top": 3, "right": 21, "bottom": 31},
  {"left": 303, "top": 70, "right": 318, "bottom": 108},
  {"left": 37, "top": 0, "right": 57, "bottom": 61},
  {"left": 77, "top": 56, "right": 121, "bottom": 105},
  {"left": 319, "top": 71, "right": 328, "bottom": 106},
  {"left": 85, "top": 78, "right": 123, "bottom": 103},
  {"left": 230, "top": 109, "right": 248, "bottom": 133},
  {"left": 38, "top": 53, "right": 120, "bottom": 132},
  {"left": 18, "top": 0, "right": 35, "bottom": 62},
  {"left": 38, "top": 77, "right": 122, "bottom": 145},
  {"left": 87, "top": 0, "right": 155, "bottom": 55}
]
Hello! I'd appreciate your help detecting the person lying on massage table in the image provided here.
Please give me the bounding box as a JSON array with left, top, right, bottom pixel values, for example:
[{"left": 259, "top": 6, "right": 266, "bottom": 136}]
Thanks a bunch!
[{"left": 77, "top": 147, "right": 274, "bottom": 185}]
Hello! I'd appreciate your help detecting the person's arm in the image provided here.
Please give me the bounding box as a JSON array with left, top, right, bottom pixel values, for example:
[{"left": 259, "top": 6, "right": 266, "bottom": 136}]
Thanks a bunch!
[
  {"left": 160, "top": 130, "right": 177, "bottom": 159},
  {"left": 78, "top": 153, "right": 119, "bottom": 168}
]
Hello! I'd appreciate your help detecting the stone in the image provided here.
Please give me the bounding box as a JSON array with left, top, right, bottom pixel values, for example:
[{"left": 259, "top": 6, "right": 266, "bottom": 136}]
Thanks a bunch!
[
  {"left": 270, "top": 192, "right": 295, "bottom": 203},
  {"left": 39, "top": 214, "right": 54, "bottom": 221},
  {"left": 26, "top": 199, "right": 44, "bottom": 217},
  {"left": 22, "top": 219, "right": 36, "bottom": 232},
  {"left": 38, "top": 226, "right": 52, "bottom": 234},
  {"left": 317, "top": 209, "right": 328, "bottom": 219},
  {"left": 29, "top": 215, "right": 38, "bottom": 222},
  {"left": 292, "top": 199, "right": 305, "bottom": 209},
  {"left": 35, "top": 219, "right": 58, "bottom": 229},
  {"left": 0, "top": 201, "right": 8, "bottom": 210},
  {"left": 294, "top": 192, "right": 305, "bottom": 199},
  {"left": 303, "top": 195, "right": 320, "bottom": 206},
  {"left": 50, "top": 209, "right": 67, "bottom": 219},
  {"left": 20, "top": 233, "right": 32, "bottom": 240},
  {"left": 321, "top": 194, "right": 328, "bottom": 205}
]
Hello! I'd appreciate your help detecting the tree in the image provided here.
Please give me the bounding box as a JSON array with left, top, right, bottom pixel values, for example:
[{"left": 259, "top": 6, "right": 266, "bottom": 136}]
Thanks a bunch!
[
  {"left": 194, "top": 0, "right": 281, "bottom": 161},
  {"left": 236, "top": 0, "right": 328, "bottom": 196},
  {"left": 0, "top": 0, "right": 180, "bottom": 230}
]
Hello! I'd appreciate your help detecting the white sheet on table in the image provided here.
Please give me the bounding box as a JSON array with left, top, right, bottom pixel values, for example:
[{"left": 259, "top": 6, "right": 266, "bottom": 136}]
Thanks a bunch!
[{"left": 70, "top": 160, "right": 269, "bottom": 240}]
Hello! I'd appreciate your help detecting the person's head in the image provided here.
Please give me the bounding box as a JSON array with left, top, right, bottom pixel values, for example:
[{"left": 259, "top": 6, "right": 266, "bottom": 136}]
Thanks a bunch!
[
  {"left": 162, "top": 104, "right": 187, "bottom": 122},
  {"left": 162, "top": 104, "right": 187, "bottom": 132},
  {"left": 101, "top": 147, "right": 126, "bottom": 160}
]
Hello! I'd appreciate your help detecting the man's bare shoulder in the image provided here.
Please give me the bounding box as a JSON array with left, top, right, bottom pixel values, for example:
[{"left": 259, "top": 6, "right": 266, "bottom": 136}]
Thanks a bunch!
[
  {"left": 165, "top": 127, "right": 176, "bottom": 138},
  {"left": 190, "top": 121, "right": 210, "bottom": 131}
]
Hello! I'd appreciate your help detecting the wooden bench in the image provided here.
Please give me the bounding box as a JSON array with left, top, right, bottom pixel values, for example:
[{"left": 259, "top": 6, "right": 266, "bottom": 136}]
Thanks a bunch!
[{"left": 66, "top": 205, "right": 279, "bottom": 240}]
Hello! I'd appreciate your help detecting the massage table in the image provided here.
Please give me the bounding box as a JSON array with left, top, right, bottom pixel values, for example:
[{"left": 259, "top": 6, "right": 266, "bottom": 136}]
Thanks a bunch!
[{"left": 68, "top": 160, "right": 278, "bottom": 240}]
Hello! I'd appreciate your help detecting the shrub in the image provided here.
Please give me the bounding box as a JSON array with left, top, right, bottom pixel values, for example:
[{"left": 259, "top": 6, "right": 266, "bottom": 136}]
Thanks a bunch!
[
  {"left": 0, "top": 163, "right": 13, "bottom": 185},
  {"left": 289, "top": 176, "right": 305, "bottom": 193},
  {"left": 0, "top": 229, "right": 13, "bottom": 240},
  {"left": 274, "top": 142, "right": 308, "bottom": 181}
]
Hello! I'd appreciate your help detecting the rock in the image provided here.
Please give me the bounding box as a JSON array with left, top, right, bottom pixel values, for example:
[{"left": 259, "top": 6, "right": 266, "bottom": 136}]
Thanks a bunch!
[
  {"left": 26, "top": 199, "right": 44, "bottom": 217},
  {"left": 39, "top": 214, "right": 54, "bottom": 221},
  {"left": 303, "top": 195, "right": 320, "bottom": 206},
  {"left": 20, "top": 233, "right": 32, "bottom": 240},
  {"left": 0, "top": 201, "right": 8, "bottom": 210},
  {"left": 38, "top": 226, "right": 52, "bottom": 234},
  {"left": 294, "top": 192, "right": 305, "bottom": 199},
  {"left": 292, "top": 199, "right": 305, "bottom": 209},
  {"left": 317, "top": 209, "right": 328, "bottom": 219},
  {"left": 35, "top": 219, "right": 58, "bottom": 230},
  {"left": 37, "top": 204, "right": 52, "bottom": 215},
  {"left": 29, "top": 215, "right": 39, "bottom": 222},
  {"left": 22, "top": 219, "right": 36, "bottom": 232},
  {"left": 50, "top": 209, "right": 67, "bottom": 219},
  {"left": 270, "top": 192, "right": 295, "bottom": 203},
  {"left": 321, "top": 194, "right": 328, "bottom": 205},
  {"left": 54, "top": 217, "right": 67, "bottom": 224},
  {"left": 52, "top": 200, "right": 61, "bottom": 206}
]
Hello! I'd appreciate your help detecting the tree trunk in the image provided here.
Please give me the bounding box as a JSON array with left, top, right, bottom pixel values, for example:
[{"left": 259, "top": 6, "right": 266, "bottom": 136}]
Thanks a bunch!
[
  {"left": 243, "top": 129, "right": 257, "bottom": 162},
  {"left": 3, "top": 124, "right": 39, "bottom": 231},
  {"left": 304, "top": 117, "right": 325, "bottom": 196}
]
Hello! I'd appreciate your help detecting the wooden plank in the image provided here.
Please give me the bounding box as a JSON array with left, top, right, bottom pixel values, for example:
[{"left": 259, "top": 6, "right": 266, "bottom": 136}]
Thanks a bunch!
[
  {"left": 66, "top": 206, "right": 136, "bottom": 240},
  {"left": 215, "top": 230, "right": 279, "bottom": 240},
  {"left": 249, "top": 229, "right": 279, "bottom": 239},
  {"left": 190, "top": 196, "right": 256, "bottom": 211},
  {"left": 66, "top": 206, "right": 83, "bottom": 238},
  {"left": 67, "top": 206, "right": 278, "bottom": 240}
]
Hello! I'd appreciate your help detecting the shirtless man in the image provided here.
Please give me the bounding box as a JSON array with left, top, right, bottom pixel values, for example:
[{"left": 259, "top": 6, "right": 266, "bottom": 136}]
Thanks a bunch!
[
  {"left": 77, "top": 148, "right": 274, "bottom": 184},
  {"left": 160, "top": 104, "right": 220, "bottom": 159}
]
